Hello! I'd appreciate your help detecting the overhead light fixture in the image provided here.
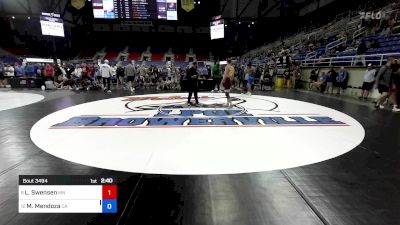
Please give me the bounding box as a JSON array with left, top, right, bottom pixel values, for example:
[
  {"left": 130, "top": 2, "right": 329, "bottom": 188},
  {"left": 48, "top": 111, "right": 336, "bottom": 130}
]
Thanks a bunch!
[
  {"left": 225, "top": 24, "right": 227, "bottom": 27},
  {"left": 27, "top": 16, "right": 30, "bottom": 20},
  {"left": 12, "top": 16, "right": 15, "bottom": 19},
  {"left": 238, "top": 21, "right": 241, "bottom": 24},
  {"left": 248, "top": 25, "right": 251, "bottom": 27},
  {"left": 198, "top": 1, "right": 200, "bottom": 4},
  {"left": 252, "top": 22, "right": 254, "bottom": 24}
]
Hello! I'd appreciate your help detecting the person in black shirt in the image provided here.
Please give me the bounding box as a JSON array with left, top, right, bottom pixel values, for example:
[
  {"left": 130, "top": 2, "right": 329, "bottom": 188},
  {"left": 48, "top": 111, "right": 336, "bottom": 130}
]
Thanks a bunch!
[
  {"left": 65, "top": 64, "right": 75, "bottom": 80},
  {"left": 392, "top": 60, "right": 400, "bottom": 112},
  {"left": 116, "top": 64, "right": 125, "bottom": 88},
  {"left": 353, "top": 40, "right": 367, "bottom": 66},
  {"left": 186, "top": 62, "right": 199, "bottom": 105}
]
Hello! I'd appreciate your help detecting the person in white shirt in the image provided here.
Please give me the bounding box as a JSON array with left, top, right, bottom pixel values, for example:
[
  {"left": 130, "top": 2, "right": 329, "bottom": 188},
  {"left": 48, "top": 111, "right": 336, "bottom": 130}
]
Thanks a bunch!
[
  {"left": 110, "top": 64, "right": 117, "bottom": 78},
  {"left": 360, "top": 64, "right": 377, "bottom": 100},
  {"left": 73, "top": 65, "right": 83, "bottom": 79},
  {"left": 99, "top": 59, "right": 112, "bottom": 93},
  {"left": 5, "top": 64, "right": 14, "bottom": 77}
]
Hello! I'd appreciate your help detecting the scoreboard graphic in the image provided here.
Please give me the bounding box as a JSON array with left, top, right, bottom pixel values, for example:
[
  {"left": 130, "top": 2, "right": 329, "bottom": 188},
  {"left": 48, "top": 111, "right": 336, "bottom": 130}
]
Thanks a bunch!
[{"left": 19, "top": 175, "right": 117, "bottom": 213}]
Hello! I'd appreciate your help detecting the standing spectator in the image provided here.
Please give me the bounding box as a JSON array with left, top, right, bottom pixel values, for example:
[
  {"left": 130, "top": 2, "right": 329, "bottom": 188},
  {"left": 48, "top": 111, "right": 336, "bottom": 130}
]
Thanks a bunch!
[
  {"left": 138, "top": 64, "right": 147, "bottom": 88},
  {"left": 4, "top": 64, "right": 15, "bottom": 87},
  {"left": 35, "top": 64, "right": 42, "bottom": 77},
  {"left": 390, "top": 59, "right": 400, "bottom": 112},
  {"left": 33, "top": 63, "right": 40, "bottom": 77},
  {"left": 238, "top": 65, "right": 245, "bottom": 88},
  {"left": 125, "top": 61, "right": 137, "bottom": 92},
  {"left": 294, "top": 66, "right": 302, "bottom": 89},
  {"left": 335, "top": 67, "right": 348, "bottom": 95},
  {"left": 73, "top": 64, "right": 83, "bottom": 80},
  {"left": 65, "top": 64, "right": 75, "bottom": 79},
  {"left": 87, "top": 63, "right": 95, "bottom": 81},
  {"left": 99, "top": 59, "right": 112, "bottom": 93},
  {"left": 186, "top": 61, "right": 200, "bottom": 105},
  {"left": 309, "top": 68, "right": 319, "bottom": 89},
  {"left": 317, "top": 72, "right": 328, "bottom": 93},
  {"left": 261, "top": 70, "right": 274, "bottom": 91},
  {"left": 360, "top": 64, "right": 377, "bottom": 100},
  {"left": 255, "top": 65, "right": 262, "bottom": 79},
  {"left": 392, "top": 62, "right": 400, "bottom": 112},
  {"left": 25, "top": 63, "right": 35, "bottom": 77},
  {"left": 353, "top": 40, "right": 367, "bottom": 66},
  {"left": 325, "top": 67, "right": 337, "bottom": 94},
  {"left": 244, "top": 63, "right": 254, "bottom": 95},
  {"left": 4, "top": 64, "right": 15, "bottom": 82},
  {"left": 54, "top": 64, "right": 63, "bottom": 82},
  {"left": 222, "top": 59, "right": 235, "bottom": 107},
  {"left": 81, "top": 63, "right": 90, "bottom": 86},
  {"left": 44, "top": 64, "right": 55, "bottom": 81},
  {"left": 116, "top": 63, "right": 125, "bottom": 88},
  {"left": 15, "top": 63, "right": 25, "bottom": 76},
  {"left": 211, "top": 61, "right": 222, "bottom": 92},
  {"left": 110, "top": 63, "right": 117, "bottom": 81},
  {"left": 80, "top": 63, "right": 91, "bottom": 89},
  {"left": 0, "top": 62, "right": 4, "bottom": 88},
  {"left": 375, "top": 59, "right": 394, "bottom": 109}
]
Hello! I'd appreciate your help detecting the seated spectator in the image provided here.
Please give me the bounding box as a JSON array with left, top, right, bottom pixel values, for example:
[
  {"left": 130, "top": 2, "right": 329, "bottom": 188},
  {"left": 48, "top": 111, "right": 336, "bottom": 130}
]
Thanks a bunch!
[
  {"left": 370, "top": 40, "right": 380, "bottom": 49},
  {"left": 360, "top": 64, "right": 377, "bottom": 100},
  {"left": 380, "top": 27, "right": 391, "bottom": 35},
  {"left": 261, "top": 71, "right": 274, "bottom": 91}
]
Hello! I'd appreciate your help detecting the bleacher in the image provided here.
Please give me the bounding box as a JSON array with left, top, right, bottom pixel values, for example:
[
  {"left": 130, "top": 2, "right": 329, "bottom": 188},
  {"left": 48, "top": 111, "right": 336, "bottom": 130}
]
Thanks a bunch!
[
  {"left": 174, "top": 54, "right": 186, "bottom": 61},
  {"left": 244, "top": 2, "right": 400, "bottom": 68},
  {"left": 79, "top": 50, "right": 97, "bottom": 59},
  {"left": 104, "top": 52, "right": 119, "bottom": 61},
  {"left": 3, "top": 47, "right": 30, "bottom": 56},
  {"left": 103, "top": 47, "right": 123, "bottom": 61},
  {"left": 128, "top": 52, "right": 142, "bottom": 61}
]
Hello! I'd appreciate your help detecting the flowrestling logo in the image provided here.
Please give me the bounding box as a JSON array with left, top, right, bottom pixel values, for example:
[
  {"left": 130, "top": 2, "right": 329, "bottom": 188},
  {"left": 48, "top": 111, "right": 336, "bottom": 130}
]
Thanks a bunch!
[
  {"left": 50, "top": 95, "right": 348, "bottom": 128},
  {"left": 359, "top": 11, "right": 385, "bottom": 20}
]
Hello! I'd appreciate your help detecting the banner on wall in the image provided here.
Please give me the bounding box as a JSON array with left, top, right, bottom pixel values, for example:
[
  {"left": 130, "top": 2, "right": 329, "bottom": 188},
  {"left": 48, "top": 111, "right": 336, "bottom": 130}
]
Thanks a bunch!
[
  {"left": 71, "top": 0, "right": 85, "bottom": 10},
  {"left": 181, "top": 0, "right": 195, "bottom": 12}
]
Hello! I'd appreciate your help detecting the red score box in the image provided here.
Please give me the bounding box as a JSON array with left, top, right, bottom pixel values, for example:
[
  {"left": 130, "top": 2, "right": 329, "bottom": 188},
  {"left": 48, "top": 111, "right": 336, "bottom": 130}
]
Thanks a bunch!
[{"left": 102, "top": 185, "right": 117, "bottom": 199}]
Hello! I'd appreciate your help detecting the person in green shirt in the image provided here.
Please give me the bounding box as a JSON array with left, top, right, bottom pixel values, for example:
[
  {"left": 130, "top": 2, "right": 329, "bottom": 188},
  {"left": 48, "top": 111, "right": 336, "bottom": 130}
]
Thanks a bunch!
[{"left": 211, "top": 61, "right": 222, "bottom": 92}]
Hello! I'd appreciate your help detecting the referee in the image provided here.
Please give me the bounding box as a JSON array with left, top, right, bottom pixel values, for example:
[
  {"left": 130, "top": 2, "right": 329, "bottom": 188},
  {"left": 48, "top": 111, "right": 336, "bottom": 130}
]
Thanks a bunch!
[{"left": 187, "top": 62, "right": 200, "bottom": 105}]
